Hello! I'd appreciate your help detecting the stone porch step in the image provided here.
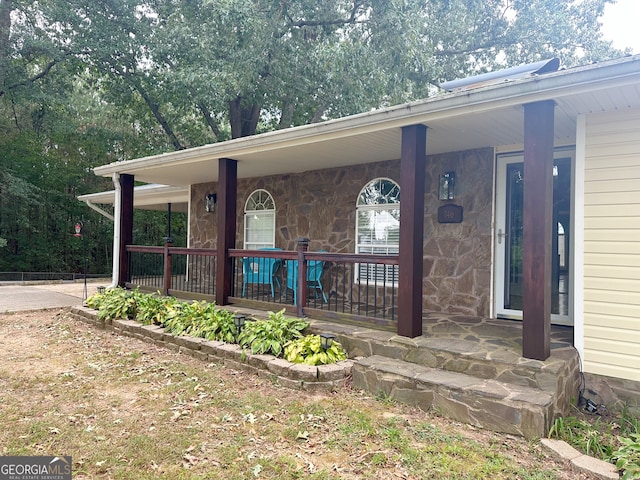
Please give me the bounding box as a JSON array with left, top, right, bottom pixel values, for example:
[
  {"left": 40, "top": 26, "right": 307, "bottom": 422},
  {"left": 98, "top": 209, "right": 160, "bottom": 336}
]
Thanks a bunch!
[
  {"left": 310, "top": 320, "right": 580, "bottom": 398},
  {"left": 352, "top": 355, "right": 555, "bottom": 439}
]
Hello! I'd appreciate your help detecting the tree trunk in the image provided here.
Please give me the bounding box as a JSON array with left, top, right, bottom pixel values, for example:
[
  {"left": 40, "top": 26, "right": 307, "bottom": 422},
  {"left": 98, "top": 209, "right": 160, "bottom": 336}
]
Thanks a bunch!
[
  {"left": 278, "top": 100, "right": 295, "bottom": 129},
  {"left": 0, "top": 0, "right": 13, "bottom": 91},
  {"left": 229, "top": 95, "right": 261, "bottom": 138}
]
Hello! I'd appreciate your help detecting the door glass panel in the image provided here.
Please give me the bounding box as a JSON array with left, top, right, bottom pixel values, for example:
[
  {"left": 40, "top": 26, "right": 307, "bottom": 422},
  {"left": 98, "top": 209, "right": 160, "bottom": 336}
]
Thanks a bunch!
[{"left": 502, "top": 157, "right": 571, "bottom": 316}]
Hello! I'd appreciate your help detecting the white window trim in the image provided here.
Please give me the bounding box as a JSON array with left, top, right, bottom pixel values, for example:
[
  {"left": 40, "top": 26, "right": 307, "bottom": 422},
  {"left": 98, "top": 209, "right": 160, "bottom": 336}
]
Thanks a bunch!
[
  {"left": 355, "top": 178, "right": 400, "bottom": 286},
  {"left": 244, "top": 189, "right": 276, "bottom": 250}
]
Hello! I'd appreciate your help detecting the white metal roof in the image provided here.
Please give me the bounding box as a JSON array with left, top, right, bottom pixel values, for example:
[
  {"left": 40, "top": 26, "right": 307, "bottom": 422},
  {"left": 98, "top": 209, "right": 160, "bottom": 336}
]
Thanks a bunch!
[
  {"left": 92, "top": 55, "right": 640, "bottom": 187},
  {"left": 77, "top": 184, "right": 189, "bottom": 211}
]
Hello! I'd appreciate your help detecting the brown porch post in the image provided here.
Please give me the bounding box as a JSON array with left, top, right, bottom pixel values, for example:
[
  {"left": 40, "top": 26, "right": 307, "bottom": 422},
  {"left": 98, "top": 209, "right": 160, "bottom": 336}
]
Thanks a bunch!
[
  {"left": 522, "top": 100, "right": 555, "bottom": 360},
  {"left": 398, "top": 124, "right": 427, "bottom": 337},
  {"left": 117, "top": 174, "right": 134, "bottom": 287},
  {"left": 215, "top": 158, "right": 238, "bottom": 306}
]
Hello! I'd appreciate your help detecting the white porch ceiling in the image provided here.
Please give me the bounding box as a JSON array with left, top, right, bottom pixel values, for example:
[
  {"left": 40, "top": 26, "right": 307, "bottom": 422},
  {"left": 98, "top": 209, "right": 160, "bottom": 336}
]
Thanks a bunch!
[
  {"left": 77, "top": 184, "right": 189, "bottom": 211},
  {"left": 92, "top": 56, "right": 640, "bottom": 187}
]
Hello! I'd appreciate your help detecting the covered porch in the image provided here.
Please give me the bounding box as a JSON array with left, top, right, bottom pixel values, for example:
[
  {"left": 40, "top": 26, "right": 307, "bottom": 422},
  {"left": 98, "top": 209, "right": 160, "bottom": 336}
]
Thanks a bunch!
[{"left": 84, "top": 56, "right": 640, "bottom": 365}]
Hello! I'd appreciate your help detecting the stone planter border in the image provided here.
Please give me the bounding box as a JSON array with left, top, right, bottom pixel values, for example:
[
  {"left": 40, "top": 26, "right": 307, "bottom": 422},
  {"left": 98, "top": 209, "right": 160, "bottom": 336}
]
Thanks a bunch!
[{"left": 67, "top": 306, "right": 352, "bottom": 392}]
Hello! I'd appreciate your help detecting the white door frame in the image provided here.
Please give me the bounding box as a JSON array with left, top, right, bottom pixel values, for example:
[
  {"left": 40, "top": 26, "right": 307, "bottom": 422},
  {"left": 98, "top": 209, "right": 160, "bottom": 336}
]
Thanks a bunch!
[{"left": 494, "top": 148, "right": 575, "bottom": 326}]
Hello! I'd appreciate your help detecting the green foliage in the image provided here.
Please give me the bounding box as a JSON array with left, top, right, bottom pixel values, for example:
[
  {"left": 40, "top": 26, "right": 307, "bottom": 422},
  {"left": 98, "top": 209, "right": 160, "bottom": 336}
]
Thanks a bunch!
[
  {"left": 237, "top": 309, "right": 309, "bottom": 357},
  {"left": 86, "top": 287, "right": 142, "bottom": 322},
  {"left": 0, "top": 0, "right": 625, "bottom": 275},
  {"left": 548, "top": 416, "right": 615, "bottom": 459},
  {"left": 284, "top": 335, "right": 347, "bottom": 366},
  {"left": 549, "top": 405, "right": 640, "bottom": 479},
  {"left": 135, "top": 294, "right": 180, "bottom": 326},
  {"left": 613, "top": 434, "right": 640, "bottom": 480},
  {"left": 163, "top": 301, "right": 237, "bottom": 344}
]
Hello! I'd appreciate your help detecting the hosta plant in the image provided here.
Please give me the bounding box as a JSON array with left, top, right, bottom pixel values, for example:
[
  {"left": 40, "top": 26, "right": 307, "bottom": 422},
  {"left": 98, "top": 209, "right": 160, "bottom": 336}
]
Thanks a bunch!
[
  {"left": 237, "top": 309, "right": 308, "bottom": 356},
  {"left": 284, "top": 334, "right": 347, "bottom": 365},
  {"left": 613, "top": 433, "right": 640, "bottom": 480},
  {"left": 86, "top": 287, "right": 142, "bottom": 322},
  {"left": 135, "top": 293, "right": 179, "bottom": 326}
]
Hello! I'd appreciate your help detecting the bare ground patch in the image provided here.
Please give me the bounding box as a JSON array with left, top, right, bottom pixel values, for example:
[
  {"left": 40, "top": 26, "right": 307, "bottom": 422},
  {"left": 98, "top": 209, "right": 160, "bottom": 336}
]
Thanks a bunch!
[{"left": 0, "top": 310, "right": 593, "bottom": 479}]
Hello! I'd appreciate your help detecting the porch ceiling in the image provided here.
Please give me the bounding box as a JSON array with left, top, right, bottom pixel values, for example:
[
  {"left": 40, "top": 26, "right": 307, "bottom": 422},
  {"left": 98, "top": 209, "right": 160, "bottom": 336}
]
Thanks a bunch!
[
  {"left": 93, "top": 55, "right": 640, "bottom": 187},
  {"left": 77, "top": 184, "right": 190, "bottom": 211}
]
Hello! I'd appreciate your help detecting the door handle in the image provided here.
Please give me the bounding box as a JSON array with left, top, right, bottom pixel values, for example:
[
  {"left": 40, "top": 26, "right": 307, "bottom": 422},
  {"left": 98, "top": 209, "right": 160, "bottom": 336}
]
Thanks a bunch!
[{"left": 497, "top": 229, "right": 508, "bottom": 244}]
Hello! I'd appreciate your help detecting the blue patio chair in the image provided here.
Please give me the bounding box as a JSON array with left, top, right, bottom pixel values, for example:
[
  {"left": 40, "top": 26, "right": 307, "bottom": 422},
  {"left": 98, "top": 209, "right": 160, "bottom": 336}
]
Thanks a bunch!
[
  {"left": 286, "top": 254, "right": 328, "bottom": 304},
  {"left": 242, "top": 248, "right": 282, "bottom": 297}
]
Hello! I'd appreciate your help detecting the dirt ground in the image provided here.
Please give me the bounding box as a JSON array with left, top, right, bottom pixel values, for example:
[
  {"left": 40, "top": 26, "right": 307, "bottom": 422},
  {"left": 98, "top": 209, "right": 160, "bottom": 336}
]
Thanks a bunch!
[{"left": 0, "top": 309, "right": 595, "bottom": 479}]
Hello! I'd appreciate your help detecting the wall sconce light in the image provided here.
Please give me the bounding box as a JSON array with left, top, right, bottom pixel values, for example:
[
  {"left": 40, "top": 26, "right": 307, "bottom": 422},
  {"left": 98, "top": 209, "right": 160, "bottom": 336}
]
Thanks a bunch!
[
  {"left": 439, "top": 172, "right": 455, "bottom": 201},
  {"left": 319, "top": 333, "right": 336, "bottom": 351},
  {"left": 205, "top": 193, "right": 217, "bottom": 213}
]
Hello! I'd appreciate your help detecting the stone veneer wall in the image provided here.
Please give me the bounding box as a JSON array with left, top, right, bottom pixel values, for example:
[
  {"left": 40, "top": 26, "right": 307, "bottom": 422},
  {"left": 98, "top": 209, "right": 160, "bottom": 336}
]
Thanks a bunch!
[{"left": 190, "top": 147, "right": 493, "bottom": 317}]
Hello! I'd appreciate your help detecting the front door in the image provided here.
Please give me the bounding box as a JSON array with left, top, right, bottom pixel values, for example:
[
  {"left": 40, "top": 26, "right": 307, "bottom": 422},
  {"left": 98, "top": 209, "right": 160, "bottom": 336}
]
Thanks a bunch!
[{"left": 495, "top": 150, "right": 573, "bottom": 325}]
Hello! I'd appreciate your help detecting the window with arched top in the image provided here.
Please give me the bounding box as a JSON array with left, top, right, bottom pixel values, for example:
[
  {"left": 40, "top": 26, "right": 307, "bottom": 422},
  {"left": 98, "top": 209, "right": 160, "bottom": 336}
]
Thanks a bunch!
[
  {"left": 244, "top": 189, "right": 276, "bottom": 250},
  {"left": 356, "top": 178, "right": 400, "bottom": 283}
]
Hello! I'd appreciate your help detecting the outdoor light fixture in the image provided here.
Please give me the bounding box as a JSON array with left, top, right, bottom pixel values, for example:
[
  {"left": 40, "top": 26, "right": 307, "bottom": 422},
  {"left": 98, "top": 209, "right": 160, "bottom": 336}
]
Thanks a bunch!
[
  {"left": 205, "top": 193, "right": 217, "bottom": 213},
  {"left": 319, "top": 333, "right": 336, "bottom": 351},
  {"left": 234, "top": 314, "right": 246, "bottom": 334},
  {"left": 438, "top": 172, "right": 455, "bottom": 201}
]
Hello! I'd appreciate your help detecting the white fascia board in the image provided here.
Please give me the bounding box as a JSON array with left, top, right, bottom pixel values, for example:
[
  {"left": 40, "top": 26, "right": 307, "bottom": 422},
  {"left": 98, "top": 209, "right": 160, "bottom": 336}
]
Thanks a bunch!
[
  {"left": 93, "top": 56, "right": 640, "bottom": 179},
  {"left": 78, "top": 184, "right": 189, "bottom": 206}
]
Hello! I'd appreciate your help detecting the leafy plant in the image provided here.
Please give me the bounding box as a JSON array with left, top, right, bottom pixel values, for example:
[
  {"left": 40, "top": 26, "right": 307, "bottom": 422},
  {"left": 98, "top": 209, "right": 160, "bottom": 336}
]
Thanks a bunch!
[
  {"left": 237, "top": 309, "right": 308, "bottom": 357},
  {"left": 86, "top": 287, "right": 142, "bottom": 322},
  {"left": 548, "top": 415, "right": 615, "bottom": 459},
  {"left": 135, "top": 293, "right": 179, "bottom": 326},
  {"left": 284, "top": 334, "right": 347, "bottom": 365},
  {"left": 612, "top": 433, "right": 640, "bottom": 480}
]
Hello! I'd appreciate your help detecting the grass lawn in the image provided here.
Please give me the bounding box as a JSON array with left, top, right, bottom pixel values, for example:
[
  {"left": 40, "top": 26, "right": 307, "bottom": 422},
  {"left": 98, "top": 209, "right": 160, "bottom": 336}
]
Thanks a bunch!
[{"left": 0, "top": 310, "right": 585, "bottom": 479}]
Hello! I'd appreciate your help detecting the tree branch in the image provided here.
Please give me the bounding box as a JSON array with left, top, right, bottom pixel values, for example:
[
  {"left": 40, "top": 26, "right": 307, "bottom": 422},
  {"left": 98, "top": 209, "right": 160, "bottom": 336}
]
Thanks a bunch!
[
  {"left": 197, "top": 102, "right": 221, "bottom": 140},
  {"left": 286, "top": 0, "right": 366, "bottom": 28},
  {"left": 0, "top": 59, "right": 59, "bottom": 98},
  {"left": 118, "top": 68, "right": 185, "bottom": 151}
]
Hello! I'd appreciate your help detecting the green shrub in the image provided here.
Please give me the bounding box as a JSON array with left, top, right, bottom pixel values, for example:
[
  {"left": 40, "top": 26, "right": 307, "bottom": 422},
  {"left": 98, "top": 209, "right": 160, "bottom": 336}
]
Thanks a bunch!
[
  {"left": 135, "top": 294, "right": 179, "bottom": 326},
  {"left": 613, "top": 433, "right": 640, "bottom": 480},
  {"left": 86, "top": 287, "right": 142, "bottom": 322},
  {"left": 237, "top": 309, "right": 308, "bottom": 356},
  {"left": 284, "top": 334, "right": 347, "bottom": 365}
]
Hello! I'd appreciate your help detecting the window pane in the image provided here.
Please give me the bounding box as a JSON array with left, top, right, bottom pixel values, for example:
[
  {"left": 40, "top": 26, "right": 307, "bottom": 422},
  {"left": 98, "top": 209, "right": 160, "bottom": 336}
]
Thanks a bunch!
[{"left": 356, "top": 178, "right": 400, "bottom": 285}]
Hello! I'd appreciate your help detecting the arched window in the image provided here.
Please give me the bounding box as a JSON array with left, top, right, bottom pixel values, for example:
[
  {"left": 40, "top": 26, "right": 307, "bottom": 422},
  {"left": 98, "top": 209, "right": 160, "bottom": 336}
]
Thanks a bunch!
[
  {"left": 244, "top": 189, "right": 276, "bottom": 250},
  {"left": 356, "top": 178, "right": 400, "bottom": 282}
]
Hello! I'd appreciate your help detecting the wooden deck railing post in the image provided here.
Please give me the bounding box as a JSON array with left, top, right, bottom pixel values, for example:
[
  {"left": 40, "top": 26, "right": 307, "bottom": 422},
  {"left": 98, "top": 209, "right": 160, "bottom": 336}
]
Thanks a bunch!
[
  {"left": 163, "top": 238, "right": 173, "bottom": 296},
  {"left": 296, "top": 238, "right": 309, "bottom": 317}
]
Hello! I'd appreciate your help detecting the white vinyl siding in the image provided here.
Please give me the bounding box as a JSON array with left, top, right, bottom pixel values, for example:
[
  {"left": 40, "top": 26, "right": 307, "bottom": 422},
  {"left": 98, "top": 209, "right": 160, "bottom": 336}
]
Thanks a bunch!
[{"left": 583, "top": 107, "right": 640, "bottom": 381}]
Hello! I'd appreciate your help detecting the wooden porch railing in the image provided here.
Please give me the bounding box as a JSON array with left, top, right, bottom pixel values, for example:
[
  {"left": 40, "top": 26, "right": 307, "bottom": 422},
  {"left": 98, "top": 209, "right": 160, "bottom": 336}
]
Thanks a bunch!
[{"left": 126, "top": 242, "right": 399, "bottom": 327}]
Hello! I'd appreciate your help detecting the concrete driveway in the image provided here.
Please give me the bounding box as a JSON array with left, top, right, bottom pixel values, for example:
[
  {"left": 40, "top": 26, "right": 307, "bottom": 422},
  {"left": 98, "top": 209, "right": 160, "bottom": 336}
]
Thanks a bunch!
[{"left": 0, "top": 281, "right": 110, "bottom": 313}]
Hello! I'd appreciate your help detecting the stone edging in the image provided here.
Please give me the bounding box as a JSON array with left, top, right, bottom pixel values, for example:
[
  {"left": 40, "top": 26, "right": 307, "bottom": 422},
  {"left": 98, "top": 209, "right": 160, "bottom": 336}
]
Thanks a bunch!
[
  {"left": 67, "top": 306, "right": 352, "bottom": 392},
  {"left": 540, "top": 439, "right": 620, "bottom": 480}
]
